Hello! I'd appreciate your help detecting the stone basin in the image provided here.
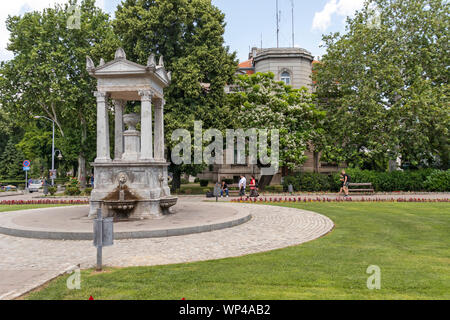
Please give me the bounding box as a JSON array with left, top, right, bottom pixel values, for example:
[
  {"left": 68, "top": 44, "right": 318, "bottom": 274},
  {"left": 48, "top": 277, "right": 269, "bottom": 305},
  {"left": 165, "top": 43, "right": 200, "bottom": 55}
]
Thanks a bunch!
[
  {"left": 160, "top": 196, "right": 178, "bottom": 214},
  {"left": 104, "top": 200, "right": 136, "bottom": 211}
]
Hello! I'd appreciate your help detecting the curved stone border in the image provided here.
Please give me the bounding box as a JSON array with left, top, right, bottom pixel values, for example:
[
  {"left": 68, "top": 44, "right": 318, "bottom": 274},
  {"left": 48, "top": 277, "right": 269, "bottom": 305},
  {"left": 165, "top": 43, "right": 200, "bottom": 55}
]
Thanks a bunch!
[{"left": 0, "top": 212, "right": 252, "bottom": 241}]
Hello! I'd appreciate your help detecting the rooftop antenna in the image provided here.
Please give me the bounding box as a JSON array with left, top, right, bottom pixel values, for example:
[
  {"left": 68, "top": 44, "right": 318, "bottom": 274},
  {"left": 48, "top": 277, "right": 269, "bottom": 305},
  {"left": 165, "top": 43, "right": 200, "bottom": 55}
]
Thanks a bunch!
[
  {"left": 291, "top": 0, "right": 295, "bottom": 47},
  {"left": 276, "top": 0, "right": 280, "bottom": 48}
]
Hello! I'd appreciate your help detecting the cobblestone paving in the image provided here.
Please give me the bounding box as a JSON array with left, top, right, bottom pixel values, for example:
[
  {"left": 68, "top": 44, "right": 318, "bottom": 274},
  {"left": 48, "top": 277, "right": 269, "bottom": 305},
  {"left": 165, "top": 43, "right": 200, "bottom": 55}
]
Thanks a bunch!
[{"left": 0, "top": 201, "right": 334, "bottom": 300}]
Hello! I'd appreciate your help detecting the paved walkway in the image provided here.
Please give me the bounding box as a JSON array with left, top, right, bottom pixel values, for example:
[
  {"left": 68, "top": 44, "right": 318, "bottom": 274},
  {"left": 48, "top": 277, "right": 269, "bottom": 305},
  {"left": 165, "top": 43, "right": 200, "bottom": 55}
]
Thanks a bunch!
[{"left": 0, "top": 199, "right": 334, "bottom": 300}]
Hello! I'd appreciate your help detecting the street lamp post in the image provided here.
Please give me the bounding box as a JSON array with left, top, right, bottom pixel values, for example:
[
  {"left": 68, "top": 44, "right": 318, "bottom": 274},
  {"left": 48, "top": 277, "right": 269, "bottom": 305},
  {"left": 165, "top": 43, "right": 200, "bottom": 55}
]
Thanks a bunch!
[{"left": 34, "top": 116, "right": 56, "bottom": 186}]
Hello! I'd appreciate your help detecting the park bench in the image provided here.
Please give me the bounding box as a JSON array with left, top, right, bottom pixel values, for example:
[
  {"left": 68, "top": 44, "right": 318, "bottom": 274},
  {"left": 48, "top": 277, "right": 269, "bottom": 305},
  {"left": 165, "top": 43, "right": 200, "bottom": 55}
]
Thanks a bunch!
[{"left": 348, "top": 183, "right": 375, "bottom": 194}]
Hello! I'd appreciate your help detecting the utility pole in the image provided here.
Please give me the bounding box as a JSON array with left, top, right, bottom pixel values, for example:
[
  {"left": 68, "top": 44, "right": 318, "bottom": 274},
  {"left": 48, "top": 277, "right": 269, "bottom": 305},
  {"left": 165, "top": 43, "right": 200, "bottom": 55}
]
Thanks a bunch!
[
  {"left": 276, "top": 0, "right": 280, "bottom": 48},
  {"left": 291, "top": 0, "right": 295, "bottom": 47}
]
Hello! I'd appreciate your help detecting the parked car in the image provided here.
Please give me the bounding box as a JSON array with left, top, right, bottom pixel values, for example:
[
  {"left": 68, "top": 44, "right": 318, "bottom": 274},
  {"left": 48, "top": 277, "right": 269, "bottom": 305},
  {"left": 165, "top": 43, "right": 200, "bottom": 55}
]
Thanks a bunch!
[{"left": 28, "top": 179, "right": 44, "bottom": 193}]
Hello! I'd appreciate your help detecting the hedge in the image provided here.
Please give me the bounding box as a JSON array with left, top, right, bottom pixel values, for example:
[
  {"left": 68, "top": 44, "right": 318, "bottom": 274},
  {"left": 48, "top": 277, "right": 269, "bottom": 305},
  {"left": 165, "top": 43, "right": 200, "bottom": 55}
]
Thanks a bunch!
[{"left": 282, "top": 169, "right": 450, "bottom": 192}]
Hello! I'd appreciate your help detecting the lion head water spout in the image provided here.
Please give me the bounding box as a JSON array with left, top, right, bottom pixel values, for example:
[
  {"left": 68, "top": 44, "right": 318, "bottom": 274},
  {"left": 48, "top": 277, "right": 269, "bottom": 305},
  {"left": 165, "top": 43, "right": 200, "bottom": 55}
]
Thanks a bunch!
[{"left": 103, "top": 173, "right": 138, "bottom": 221}]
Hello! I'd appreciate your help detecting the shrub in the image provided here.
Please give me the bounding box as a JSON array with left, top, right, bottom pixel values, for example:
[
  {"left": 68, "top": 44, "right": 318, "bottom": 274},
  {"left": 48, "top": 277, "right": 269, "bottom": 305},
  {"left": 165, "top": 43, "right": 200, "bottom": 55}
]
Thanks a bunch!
[
  {"left": 199, "top": 179, "right": 209, "bottom": 187},
  {"left": 282, "top": 169, "right": 449, "bottom": 192},
  {"left": 180, "top": 178, "right": 189, "bottom": 185},
  {"left": 263, "top": 185, "right": 284, "bottom": 193},
  {"left": 83, "top": 187, "right": 93, "bottom": 196},
  {"left": 194, "top": 178, "right": 200, "bottom": 183},
  {"left": 424, "top": 170, "right": 450, "bottom": 192},
  {"left": 65, "top": 187, "right": 81, "bottom": 196},
  {"left": 283, "top": 173, "right": 336, "bottom": 192},
  {"left": 48, "top": 187, "right": 57, "bottom": 196}
]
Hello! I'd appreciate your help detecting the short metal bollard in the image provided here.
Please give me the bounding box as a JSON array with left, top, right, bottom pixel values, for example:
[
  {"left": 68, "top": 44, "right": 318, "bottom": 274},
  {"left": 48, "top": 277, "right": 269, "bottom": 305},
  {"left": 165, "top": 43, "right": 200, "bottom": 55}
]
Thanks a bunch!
[
  {"left": 288, "top": 184, "right": 294, "bottom": 194},
  {"left": 213, "top": 182, "right": 221, "bottom": 202},
  {"left": 93, "top": 208, "right": 114, "bottom": 271}
]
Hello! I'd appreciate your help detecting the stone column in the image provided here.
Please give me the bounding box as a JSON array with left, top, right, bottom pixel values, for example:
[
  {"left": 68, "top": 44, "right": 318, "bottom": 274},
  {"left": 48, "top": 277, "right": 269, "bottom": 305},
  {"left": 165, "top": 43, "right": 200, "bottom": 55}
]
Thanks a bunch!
[
  {"left": 94, "top": 91, "right": 111, "bottom": 162},
  {"left": 154, "top": 99, "right": 165, "bottom": 161},
  {"left": 114, "top": 99, "right": 125, "bottom": 160},
  {"left": 139, "top": 90, "right": 153, "bottom": 160}
]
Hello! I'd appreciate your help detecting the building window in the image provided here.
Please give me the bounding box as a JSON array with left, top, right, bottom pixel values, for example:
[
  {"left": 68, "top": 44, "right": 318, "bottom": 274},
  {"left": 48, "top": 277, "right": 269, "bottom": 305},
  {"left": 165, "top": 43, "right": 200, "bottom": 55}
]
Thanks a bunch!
[{"left": 280, "top": 71, "right": 291, "bottom": 85}]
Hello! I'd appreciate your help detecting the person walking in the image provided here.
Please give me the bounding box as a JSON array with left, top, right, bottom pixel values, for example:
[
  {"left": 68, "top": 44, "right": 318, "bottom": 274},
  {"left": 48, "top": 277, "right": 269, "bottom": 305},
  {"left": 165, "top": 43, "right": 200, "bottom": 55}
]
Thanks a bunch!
[
  {"left": 238, "top": 175, "right": 247, "bottom": 196},
  {"left": 338, "top": 170, "right": 350, "bottom": 197},
  {"left": 220, "top": 181, "right": 229, "bottom": 197},
  {"left": 249, "top": 175, "right": 258, "bottom": 197}
]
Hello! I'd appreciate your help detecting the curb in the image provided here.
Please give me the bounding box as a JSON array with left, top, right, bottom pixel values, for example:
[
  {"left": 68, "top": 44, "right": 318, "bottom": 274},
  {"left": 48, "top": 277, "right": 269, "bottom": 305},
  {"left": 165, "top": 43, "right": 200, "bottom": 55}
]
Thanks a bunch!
[{"left": 0, "top": 214, "right": 252, "bottom": 241}]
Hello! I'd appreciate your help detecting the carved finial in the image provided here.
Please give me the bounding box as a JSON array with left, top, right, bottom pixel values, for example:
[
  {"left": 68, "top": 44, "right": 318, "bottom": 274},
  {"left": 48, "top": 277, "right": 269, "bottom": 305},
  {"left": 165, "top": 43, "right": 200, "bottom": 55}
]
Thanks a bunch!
[
  {"left": 115, "top": 47, "right": 126, "bottom": 60},
  {"left": 158, "top": 55, "right": 164, "bottom": 67},
  {"left": 86, "top": 56, "right": 95, "bottom": 71},
  {"left": 147, "top": 53, "right": 156, "bottom": 67},
  {"left": 99, "top": 58, "right": 105, "bottom": 67}
]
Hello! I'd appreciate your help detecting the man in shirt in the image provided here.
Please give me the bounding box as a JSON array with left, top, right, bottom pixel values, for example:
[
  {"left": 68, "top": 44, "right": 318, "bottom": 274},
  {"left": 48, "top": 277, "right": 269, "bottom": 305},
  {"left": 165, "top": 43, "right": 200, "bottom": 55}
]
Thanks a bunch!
[
  {"left": 238, "top": 175, "right": 247, "bottom": 196},
  {"left": 338, "top": 170, "right": 350, "bottom": 197}
]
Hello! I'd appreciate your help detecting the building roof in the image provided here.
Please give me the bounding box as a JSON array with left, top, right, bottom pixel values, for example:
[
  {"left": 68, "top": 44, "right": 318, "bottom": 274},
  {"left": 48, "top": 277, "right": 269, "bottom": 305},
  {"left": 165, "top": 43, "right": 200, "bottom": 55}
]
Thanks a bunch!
[{"left": 237, "top": 59, "right": 255, "bottom": 75}]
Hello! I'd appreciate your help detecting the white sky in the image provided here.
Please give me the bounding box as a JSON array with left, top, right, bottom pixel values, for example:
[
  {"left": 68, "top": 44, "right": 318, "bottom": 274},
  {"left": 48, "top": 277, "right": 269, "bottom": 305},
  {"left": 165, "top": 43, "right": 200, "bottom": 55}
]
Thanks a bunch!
[
  {"left": 0, "top": 0, "right": 104, "bottom": 61},
  {"left": 312, "top": 0, "right": 365, "bottom": 32},
  {"left": 0, "top": 0, "right": 364, "bottom": 62}
]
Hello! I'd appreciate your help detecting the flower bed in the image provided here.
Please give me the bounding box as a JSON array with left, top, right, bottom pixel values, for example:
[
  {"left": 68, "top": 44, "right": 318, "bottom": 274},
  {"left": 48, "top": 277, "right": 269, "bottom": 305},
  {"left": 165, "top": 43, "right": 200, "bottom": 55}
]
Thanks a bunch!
[
  {"left": 0, "top": 199, "right": 89, "bottom": 205},
  {"left": 231, "top": 197, "right": 449, "bottom": 203}
]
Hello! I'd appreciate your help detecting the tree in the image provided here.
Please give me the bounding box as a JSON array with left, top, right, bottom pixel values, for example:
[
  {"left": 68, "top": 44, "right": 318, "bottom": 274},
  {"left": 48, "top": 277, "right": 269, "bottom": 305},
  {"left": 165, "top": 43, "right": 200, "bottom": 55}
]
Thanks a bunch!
[
  {"left": 314, "top": 0, "right": 449, "bottom": 170},
  {"left": 0, "top": 0, "right": 120, "bottom": 186},
  {"left": 114, "top": 0, "right": 238, "bottom": 190},
  {"left": 228, "top": 72, "right": 325, "bottom": 185},
  {"left": 0, "top": 138, "right": 25, "bottom": 179}
]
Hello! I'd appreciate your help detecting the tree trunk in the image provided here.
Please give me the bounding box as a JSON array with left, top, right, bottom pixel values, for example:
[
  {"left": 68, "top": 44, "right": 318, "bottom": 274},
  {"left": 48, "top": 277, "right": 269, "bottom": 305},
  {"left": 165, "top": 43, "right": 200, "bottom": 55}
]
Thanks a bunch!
[
  {"left": 258, "top": 174, "right": 274, "bottom": 191},
  {"left": 77, "top": 155, "right": 86, "bottom": 188},
  {"left": 171, "top": 166, "right": 181, "bottom": 193},
  {"left": 313, "top": 151, "right": 320, "bottom": 173},
  {"left": 77, "top": 118, "right": 87, "bottom": 188}
]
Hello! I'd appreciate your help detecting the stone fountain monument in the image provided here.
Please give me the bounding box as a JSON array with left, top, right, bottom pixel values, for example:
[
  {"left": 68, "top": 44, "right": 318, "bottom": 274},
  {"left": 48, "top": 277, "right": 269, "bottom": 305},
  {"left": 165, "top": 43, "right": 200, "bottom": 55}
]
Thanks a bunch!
[{"left": 87, "top": 48, "right": 177, "bottom": 220}]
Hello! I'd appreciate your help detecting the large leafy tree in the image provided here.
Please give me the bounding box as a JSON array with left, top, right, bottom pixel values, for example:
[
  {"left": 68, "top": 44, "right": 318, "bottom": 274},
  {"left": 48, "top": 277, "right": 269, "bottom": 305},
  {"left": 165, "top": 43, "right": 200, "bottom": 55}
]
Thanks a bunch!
[
  {"left": 228, "top": 72, "right": 325, "bottom": 185},
  {"left": 114, "top": 0, "right": 238, "bottom": 190},
  {"left": 0, "top": 0, "right": 119, "bottom": 186},
  {"left": 314, "top": 0, "right": 449, "bottom": 170},
  {"left": 0, "top": 138, "right": 25, "bottom": 179}
]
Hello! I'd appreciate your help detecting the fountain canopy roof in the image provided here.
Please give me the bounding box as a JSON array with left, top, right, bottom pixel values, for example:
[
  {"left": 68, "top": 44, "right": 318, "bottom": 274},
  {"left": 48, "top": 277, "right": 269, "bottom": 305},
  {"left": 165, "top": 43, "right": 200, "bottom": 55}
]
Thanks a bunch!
[{"left": 87, "top": 48, "right": 171, "bottom": 101}]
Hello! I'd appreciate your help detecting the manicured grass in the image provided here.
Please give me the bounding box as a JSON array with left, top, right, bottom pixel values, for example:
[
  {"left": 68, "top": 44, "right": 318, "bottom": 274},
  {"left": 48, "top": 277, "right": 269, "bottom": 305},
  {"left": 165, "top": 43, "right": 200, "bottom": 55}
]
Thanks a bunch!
[
  {"left": 0, "top": 204, "right": 77, "bottom": 213},
  {"left": 26, "top": 202, "right": 450, "bottom": 300}
]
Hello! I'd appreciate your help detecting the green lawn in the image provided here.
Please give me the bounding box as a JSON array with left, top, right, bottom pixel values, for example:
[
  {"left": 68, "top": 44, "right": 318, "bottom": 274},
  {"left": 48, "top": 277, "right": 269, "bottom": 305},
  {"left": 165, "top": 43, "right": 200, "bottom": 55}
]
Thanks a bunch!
[
  {"left": 0, "top": 204, "right": 77, "bottom": 213},
  {"left": 26, "top": 202, "right": 450, "bottom": 300}
]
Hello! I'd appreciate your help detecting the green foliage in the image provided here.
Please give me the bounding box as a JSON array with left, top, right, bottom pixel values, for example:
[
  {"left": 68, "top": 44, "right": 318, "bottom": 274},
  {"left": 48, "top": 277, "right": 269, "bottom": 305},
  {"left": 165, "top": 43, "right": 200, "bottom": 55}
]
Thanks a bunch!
[
  {"left": 283, "top": 169, "right": 449, "bottom": 192},
  {"left": 424, "top": 170, "right": 450, "bottom": 192},
  {"left": 283, "top": 173, "right": 337, "bottom": 192},
  {"left": 65, "top": 187, "right": 81, "bottom": 196},
  {"left": 0, "top": 138, "right": 26, "bottom": 179},
  {"left": 114, "top": 0, "right": 238, "bottom": 190},
  {"left": 0, "top": 0, "right": 119, "bottom": 183},
  {"left": 199, "top": 179, "right": 209, "bottom": 187},
  {"left": 228, "top": 72, "right": 325, "bottom": 170},
  {"left": 48, "top": 186, "right": 57, "bottom": 196},
  {"left": 24, "top": 203, "right": 450, "bottom": 300},
  {"left": 262, "top": 185, "right": 284, "bottom": 193},
  {"left": 83, "top": 187, "right": 93, "bottom": 196},
  {"left": 314, "top": 0, "right": 450, "bottom": 170}
]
